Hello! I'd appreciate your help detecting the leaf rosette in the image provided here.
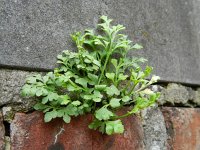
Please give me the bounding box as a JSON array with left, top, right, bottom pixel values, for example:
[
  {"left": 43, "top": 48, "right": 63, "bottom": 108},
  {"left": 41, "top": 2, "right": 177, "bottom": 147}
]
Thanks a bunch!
[{"left": 21, "top": 16, "right": 160, "bottom": 135}]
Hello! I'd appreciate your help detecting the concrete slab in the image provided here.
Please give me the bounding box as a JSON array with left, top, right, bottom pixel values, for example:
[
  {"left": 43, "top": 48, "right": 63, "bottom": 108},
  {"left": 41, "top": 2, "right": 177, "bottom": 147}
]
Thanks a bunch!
[{"left": 0, "top": 0, "right": 200, "bottom": 85}]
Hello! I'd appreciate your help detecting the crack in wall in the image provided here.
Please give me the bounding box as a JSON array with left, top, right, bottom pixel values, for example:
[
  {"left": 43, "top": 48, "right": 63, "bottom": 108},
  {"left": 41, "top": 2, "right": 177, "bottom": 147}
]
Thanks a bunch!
[{"left": 54, "top": 126, "right": 65, "bottom": 144}]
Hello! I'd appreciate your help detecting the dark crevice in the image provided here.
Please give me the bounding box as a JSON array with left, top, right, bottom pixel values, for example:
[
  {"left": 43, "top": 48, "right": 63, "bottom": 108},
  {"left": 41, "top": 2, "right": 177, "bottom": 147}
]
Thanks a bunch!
[
  {"left": 1, "top": 64, "right": 200, "bottom": 86},
  {"left": 160, "top": 102, "right": 200, "bottom": 108},
  {"left": 157, "top": 80, "right": 200, "bottom": 87},
  {"left": 3, "top": 121, "right": 10, "bottom": 137},
  {"left": 24, "top": 109, "right": 36, "bottom": 114},
  {"left": 0, "top": 64, "right": 51, "bottom": 72}
]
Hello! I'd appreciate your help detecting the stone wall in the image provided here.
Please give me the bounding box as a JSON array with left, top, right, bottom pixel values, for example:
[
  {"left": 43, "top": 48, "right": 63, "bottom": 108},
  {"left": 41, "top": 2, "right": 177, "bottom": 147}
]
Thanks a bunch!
[{"left": 1, "top": 103, "right": 200, "bottom": 150}]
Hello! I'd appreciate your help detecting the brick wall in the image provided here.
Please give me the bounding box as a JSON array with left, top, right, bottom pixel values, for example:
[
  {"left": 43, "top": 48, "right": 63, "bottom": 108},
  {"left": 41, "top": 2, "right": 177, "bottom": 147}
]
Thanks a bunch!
[
  {"left": 0, "top": 69, "right": 200, "bottom": 150},
  {"left": 0, "top": 107, "right": 200, "bottom": 150}
]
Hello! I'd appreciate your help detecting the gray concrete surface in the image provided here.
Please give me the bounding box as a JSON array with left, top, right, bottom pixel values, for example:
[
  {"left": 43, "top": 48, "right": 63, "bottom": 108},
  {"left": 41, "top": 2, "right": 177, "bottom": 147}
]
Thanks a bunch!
[
  {"left": 0, "top": 0, "right": 200, "bottom": 85},
  {"left": 0, "top": 69, "right": 39, "bottom": 111}
]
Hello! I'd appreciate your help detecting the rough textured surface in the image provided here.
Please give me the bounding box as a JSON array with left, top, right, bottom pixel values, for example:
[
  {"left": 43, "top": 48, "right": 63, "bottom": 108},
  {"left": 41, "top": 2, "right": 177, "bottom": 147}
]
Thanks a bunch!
[
  {"left": 11, "top": 109, "right": 144, "bottom": 150},
  {"left": 1, "top": 0, "right": 200, "bottom": 85},
  {"left": 2, "top": 107, "right": 14, "bottom": 123},
  {"left": 5, "top": 136, "right": 10, "bottom": 150},
  {"left": 162, "top": 107, "right": 200, "bottom": 150},
  {"left": 141, "top": 106, "right": 167, "bottom": 150},
  {"left": 0, "top": 112, "right": 5, "bottom": 150},
  {"left": 158, "top": 83, "right": 194, "bottom": 106},
  {"left": 0, "top": 69, "right": 41, "bottom": 111},
  {"left": 194, "top": 88, "right": 200, "bottom": 105}
]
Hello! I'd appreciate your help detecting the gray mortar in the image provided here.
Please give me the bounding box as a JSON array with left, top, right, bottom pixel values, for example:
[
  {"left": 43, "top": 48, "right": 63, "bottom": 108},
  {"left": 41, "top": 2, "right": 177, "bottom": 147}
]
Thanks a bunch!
[
  {"left": 194, "top": 88, "right": 200, "bottom": 105},
  {"left": 158, "top": 83, "right": 190, "bottom": 105},
  {"left": 141, "top": 106, "right": 168, "bottom": 150},
  {"left": 155, "top": 83, "right": 199, "bottom": 106}
]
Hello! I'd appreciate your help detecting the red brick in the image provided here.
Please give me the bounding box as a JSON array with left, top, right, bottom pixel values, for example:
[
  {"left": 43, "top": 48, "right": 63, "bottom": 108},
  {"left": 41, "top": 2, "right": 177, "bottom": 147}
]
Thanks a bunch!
[
  {"left": 11, "top": 108, "right": 144, "bottom": 150},
  {"left": 161, "top": 107, "right": 200, "bottom": 150},
  {"left": 92, "top": 108, "right": 144, "bottom": 150}
]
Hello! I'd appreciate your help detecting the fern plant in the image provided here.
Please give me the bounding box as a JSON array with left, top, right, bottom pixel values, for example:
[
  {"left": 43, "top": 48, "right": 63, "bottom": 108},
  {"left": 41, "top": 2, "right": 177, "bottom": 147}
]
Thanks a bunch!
[{"left": 21, "top": 16, "right": 160, "bottom": 135}]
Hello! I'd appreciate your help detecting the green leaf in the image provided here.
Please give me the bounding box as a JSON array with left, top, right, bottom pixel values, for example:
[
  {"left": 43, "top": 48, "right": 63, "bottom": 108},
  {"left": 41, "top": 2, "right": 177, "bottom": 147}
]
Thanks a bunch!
[
  {"left": 43, "top": 107, "right": 51, "bottom": 113},
  {"left": 84, "top": 90, "right": 103, "bottom": 102},
  {"left": 132, "top": 43, "right": 143, "bottom": 50},
  {"left": 61, "top": 99, "right": 70, "bottom": 105},
  {"left": 84, "top": 58, "right": 92, "bottom": 63},
  {"left": 58, "top": 95, "right": 70, "bottom": 105},
  {"left": 93, "top": 97, "right": 101, "bottom": 102},
  {"left": 95, "top": 85, "right": 107, "bottom": 91},
  {"left": 95, "top": 107, "right": 114, "bottom": 120},
  {"left": 43, "top": 75, "right": 49, "bottom": 84},
  {"left": 122, "top": 96, "right": 130, "bottom": 102},
  {"left": 88, "top": 73, "right": 98, "bottom": 83},
  {"left": 113, "top": 120, "right": 124, "bottom": 134},
  {"left": 105, "top": 120, "right": 124, "bottom": 135},
  {"left": 21, "top": 84, "right": 32, "bottom": 97},
  {"left": 66, "top": 84, "right": 77, "bottom": 91},
  {"left": 105, "top": 85, "right": 120, "bottom": 96},
  {"left": 57, "top": 109, "right": 65, "bottom": 117},
  {"left": 93, "top": 60, "right": 101, "bottom": 67},
  {"left": 110, "top": 98, "right": 121, "bottom": 108},
  {"left": 72, "top": 100, "right": 81, "bottom": 106},
  {"left": 111, "top": 59, "right": 118, "bottom": 68},
  {"left": 144, "top": 66, "right": 153, "bottom": 77},
  {"left": 136, "top": 97, "right": 150, "bottom": 109},
  {"left": 93, "top": 90, "right": 103, "bottom": 98},
  {"left": 99, "top": 123, "right": 106, "bottom": 134},
  {"left": 118, "top": 74, "right": 128, "bottom": 81},
  {"left": 75, "top": 78, "right": 88, "bottom": 88},
  {"left": 94, "top": 39, "right": 105, "bottom": 47},
  {"left": 105, "top": 123, "right": 113, "bottom": 135},
  {"left": 83, "top": 94, "right": 93, "bottom": 100},
  {"left": 42, "top": 97, "right": 49, "bottom": 104},
  {"left": 106, "top": 73, "right": 115, "bottom": 81},
  {"left": 65, "top": 104, "right": 78, "bottom": 116},
  {"left": 26, "top": 76, "right": 37, "bottom": 84},
  {"left": 48, "top": 92, "right": 59, "bottom": 101},
  {"left": 29, "top": 86, "right": 37, "bottom": 96},
  {"left": 63, "top": 114, "right": 71, "bottom": 123},
  {"left": 44, "top": 110, "right": 57, "bottom": 122},
  {"left": 34, "top": 103, "right": 47, "bottom": 110},
  {"left": 36, "top": 89, "right": 43, "bottom": 97},
  {"left": 88, "top": 119, "right": 103, "bottom": 130}
]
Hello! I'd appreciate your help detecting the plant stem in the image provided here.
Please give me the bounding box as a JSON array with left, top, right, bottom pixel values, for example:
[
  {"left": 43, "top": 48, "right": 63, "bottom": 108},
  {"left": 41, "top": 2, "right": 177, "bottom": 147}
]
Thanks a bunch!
[
  {"left": 112, "top": 112, "right": 132, "bottom": 119},
  {"left": 68, "top": 79, "right": 86, "bottom": 91},
  {"left": 128, "top": 82, "right": 137, "bottom": 96},
  {"left": 112, "top": 107, "right": 138, "bottom": 120},
  {"left": 98, "top": 53, "right": 110, "bottom": 84},
  {"left": 135, "top": 83, "right": 151, "bottom": 93}
]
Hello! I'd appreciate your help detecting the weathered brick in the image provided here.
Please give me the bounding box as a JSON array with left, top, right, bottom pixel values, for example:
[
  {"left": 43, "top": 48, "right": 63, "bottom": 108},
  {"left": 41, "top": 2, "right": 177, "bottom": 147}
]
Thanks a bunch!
[
  {"left": 161, "top": 107, "right": 200, "bottom": 150},
  {"left": 92, "top": 108, "right": 144, "bottom": 150},
  {"left": 11, "top": 108, "right": 144, "bottom": 150}
]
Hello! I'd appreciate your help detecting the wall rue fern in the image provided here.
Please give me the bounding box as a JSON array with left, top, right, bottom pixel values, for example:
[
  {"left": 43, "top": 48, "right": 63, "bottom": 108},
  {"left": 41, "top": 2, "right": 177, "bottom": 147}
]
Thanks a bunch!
[{"left": 21, "top": 16, "right": 160, "bottom": 135}]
